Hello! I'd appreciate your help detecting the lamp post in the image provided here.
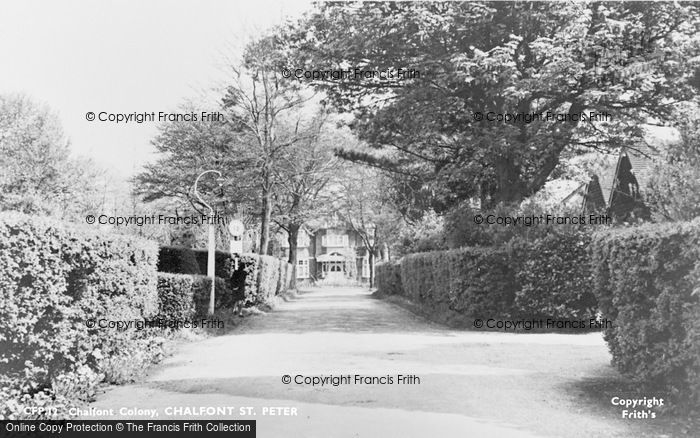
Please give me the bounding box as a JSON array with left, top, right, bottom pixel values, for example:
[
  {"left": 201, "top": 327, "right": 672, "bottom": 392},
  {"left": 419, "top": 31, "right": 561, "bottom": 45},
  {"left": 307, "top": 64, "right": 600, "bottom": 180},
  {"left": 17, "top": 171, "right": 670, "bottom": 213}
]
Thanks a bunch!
[{"left": 194, "top": 169, "right": 223, "bottom": 316}]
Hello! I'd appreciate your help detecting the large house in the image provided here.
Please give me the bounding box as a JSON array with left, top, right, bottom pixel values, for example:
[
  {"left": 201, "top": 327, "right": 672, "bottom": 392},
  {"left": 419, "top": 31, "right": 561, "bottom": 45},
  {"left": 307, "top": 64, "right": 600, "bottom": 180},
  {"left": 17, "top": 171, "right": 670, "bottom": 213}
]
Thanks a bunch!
[{"left": 277, "top": 224, "right": 373, "bottom": 283}]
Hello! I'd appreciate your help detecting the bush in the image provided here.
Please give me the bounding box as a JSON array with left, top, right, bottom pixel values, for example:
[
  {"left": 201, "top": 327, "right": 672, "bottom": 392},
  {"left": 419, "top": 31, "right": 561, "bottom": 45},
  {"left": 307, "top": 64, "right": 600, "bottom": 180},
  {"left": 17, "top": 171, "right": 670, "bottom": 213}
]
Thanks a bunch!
[
  {"left": 157, "top": 246, "right": 234, "bottom": 279},
  {"left": 156, "top": 271, "right": 249, "bottom": 321},
  {"left": 191, "top": 274, "right": 237, "bottom": 317},
  {"left": 156, "top": 273, "right": 196, "bottom": 321},
  {"left": 234, "top": 254, "right": 291, "bottom": 306},
  {"left": 0, "top": 212, "right": 160, "bottom": 417},
  {"left": 394, "top": 246, "right": 518, "bottom": 324},
  {"left": 376, "top": 233, "right": 596, "bottom": 325},
  {"left": 192, "top": 248, "right": 235, "bottom": 280},
  {"left": 0, "top": 213, "right": 158, "bottom": 384},
  {"left": 156, "top": 249, "right": 291, "bottom": 321},
  {"left": 511, "top": 232, "right": 597, "bottom": 320},
  {"left": 157, "top": 246, "right": 201, "bottom": 274},
  {"left": 591, "top": 219, "right": 700, "bottom": 410},
  {"left": 257, "top": 255, "right": 280, "bottom": 300},
  {"left": 376, "top": 261, "right": 402, "bottom": 295},
  {"left": 96, "top": 333, "right": 166, "bottom": 385}
]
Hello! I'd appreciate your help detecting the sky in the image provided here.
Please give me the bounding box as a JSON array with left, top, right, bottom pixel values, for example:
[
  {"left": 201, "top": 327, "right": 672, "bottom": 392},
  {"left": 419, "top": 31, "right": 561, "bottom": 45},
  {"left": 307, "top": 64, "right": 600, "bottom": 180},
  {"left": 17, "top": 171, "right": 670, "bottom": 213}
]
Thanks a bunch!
[{"left": 0, "top": 0, "right": 314, "bottom": 179}]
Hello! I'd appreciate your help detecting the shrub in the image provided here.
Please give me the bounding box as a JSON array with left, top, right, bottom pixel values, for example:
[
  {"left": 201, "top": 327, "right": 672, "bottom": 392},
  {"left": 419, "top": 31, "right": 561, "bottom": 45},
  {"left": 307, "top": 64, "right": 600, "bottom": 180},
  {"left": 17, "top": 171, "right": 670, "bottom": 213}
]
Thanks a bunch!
[
  {"left": 0, "top": 212, "right": 160, "bottom": 417},
  {"left": 96, "top": 331, "right": 166, "bottom": 385},
  {"left": 376, "top": 261, "right": 402, "bottom": 295},
  {"left": 191, "top": 274, "right": 236, "bottom": 318},
  {"left": 192, "top": 248, "right": 235, "bottom": 280},
  {"left": 234, "top": 254, "right": 289, "bottom": 305},
  {"left": 237, "top": 254, "right": 261, "bottom": 305},
  {"left": 0, "top": 212, "right": 158, "bottom": 387},
  {"left": 156, "top": 273, "right": 195, "bottom": 321},
  {"left": 257, "top": 255, "right": 280, "bottom": 300},
  {"left": 511, "top": 232, "right": 597, "bottom": 320},
  {"left": 397, "top": 246, "right": 518, "bottom": 322},
  {"left": 155, "top": 250, "right": 290, "bottom": 316},
  {"left": 591, "top": 219, "right": 700, "bottom": 410},
  {"left": 157, "top": 246, "right": 200, "bottom": 274},
  {"left": 376, "top": 233, "right": 596, "bottom": 325},
  {"left": 157, "top": 246, "right": 234, "bottom": 279},
  {"left": 445, "top": 247, "right": 517, "bottom": 317}
]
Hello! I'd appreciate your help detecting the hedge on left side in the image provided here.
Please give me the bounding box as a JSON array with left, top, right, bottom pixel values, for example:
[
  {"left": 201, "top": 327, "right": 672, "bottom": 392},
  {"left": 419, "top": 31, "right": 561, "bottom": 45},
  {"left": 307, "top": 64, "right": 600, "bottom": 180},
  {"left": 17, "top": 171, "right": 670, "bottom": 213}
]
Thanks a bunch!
[
  {"left": 156, "top": 273, "right": 196, "bottom": 321},
  {"left": 0, "top": 212, "right": 159, "bottom": 414}
]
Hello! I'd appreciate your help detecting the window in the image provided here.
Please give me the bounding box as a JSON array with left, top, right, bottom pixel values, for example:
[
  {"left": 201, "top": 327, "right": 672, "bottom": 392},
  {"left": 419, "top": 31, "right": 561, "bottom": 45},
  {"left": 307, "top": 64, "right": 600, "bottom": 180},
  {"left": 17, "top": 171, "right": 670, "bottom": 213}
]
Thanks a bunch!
[
  {"left": 297, "top": 259, "right": 309, "bottom": 279},
  {"left": 362, "top": 256, "right": 370, "bottom": 278},
  {"left": 322, "top": 234, "right": 348, "bottom": 247},
  {"left": 297, "top": 232, "right": 310, "bottom": 247}
]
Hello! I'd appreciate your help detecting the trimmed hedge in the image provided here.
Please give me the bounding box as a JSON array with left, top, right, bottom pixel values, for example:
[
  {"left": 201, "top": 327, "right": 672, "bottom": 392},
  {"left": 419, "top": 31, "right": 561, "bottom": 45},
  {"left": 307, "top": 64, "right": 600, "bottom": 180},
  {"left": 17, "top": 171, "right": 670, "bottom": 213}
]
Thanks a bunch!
[
  {"left": 0, "top": 212, "right": 159, "bottom": 411},
  {"left": 375, "top": 261, "right": 402, "bottom": 295},
  {"left": 396, "top": 247, "right": 517, "bottom": 323},
  {"left": 156, "top": 273, "right": 195, "bottom": 321},
  {"left": 191, "top": 274, "right": 240, "bottom": 317},
  {"left": 376, "top": 233, "right": 595, "bottom": 325},
  {"left": 512, "top": 232, "right": 597, "bottom": 319},
  {"left": 236, "top": 254, "right": 293, "bottom": 305},
  {"left": 155, "top": 273, "right": 241, "bottom": 320},
  {"left": 157, "top": 246, "right": 200, "bottom": 275},
  {"left": 591, "top": 219, "right": 700, "bottom": 409},
  {"left": 155, "top": 247, "right": 292, "bottom": 312},
  {"left": 158, "top": 246, "right": 234, "bottom": 279}
]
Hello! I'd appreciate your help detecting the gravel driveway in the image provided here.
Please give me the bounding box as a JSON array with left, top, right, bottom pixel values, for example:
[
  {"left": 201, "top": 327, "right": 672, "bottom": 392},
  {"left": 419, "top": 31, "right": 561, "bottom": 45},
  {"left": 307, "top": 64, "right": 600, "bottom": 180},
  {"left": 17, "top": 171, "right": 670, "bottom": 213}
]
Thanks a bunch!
[{"left": 86, "top": 287, "right": 679, "bottom": 437}]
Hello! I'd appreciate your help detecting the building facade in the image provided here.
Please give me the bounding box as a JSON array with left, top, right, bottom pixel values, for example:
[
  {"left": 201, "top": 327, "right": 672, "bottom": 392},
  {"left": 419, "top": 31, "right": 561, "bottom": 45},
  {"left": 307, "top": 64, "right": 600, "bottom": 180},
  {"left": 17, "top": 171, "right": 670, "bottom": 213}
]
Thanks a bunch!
[{"left": 278, "top": 226, "right": 372, "bottom": 283}]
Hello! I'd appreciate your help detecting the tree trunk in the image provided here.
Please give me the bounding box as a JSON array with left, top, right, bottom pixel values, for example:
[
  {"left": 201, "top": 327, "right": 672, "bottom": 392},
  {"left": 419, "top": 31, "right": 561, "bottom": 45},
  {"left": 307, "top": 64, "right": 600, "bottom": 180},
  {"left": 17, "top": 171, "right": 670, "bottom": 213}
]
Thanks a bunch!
[
  {"left": 259, "top": 183, "right": 272, "bottom": 255},
  {"left": 494, "top": 156, "right": 523, "bottom": 205},
  {"left": 368, "top": 250, "right": 375, "bottom": 289},
  {"left": 287, "top": 223, "right": 300, "bottom": 290}
]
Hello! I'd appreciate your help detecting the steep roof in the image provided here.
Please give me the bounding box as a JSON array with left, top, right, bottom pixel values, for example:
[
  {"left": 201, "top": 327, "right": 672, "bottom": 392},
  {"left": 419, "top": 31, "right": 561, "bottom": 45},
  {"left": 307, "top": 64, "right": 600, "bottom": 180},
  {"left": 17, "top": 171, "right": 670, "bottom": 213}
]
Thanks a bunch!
[
  {"left": 607, "top": 125, "right": 680, "bottom": 204},
  {"left": 552, "top": 125, "right": 679, "bottom": 213},
  {"left": 598, "top": 158, "right": 619, "bottom": 207}
]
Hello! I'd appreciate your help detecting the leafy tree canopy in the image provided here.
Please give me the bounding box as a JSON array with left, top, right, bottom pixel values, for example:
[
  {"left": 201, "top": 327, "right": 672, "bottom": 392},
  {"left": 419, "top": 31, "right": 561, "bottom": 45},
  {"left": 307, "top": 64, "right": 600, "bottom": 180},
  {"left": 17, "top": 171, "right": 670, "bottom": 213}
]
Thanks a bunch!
[
  {"left": 281, "top": 1, "right": 700, "bottom": 212},
  {"left": 0, "top": 93, "right": 103, "bottom": 218}
]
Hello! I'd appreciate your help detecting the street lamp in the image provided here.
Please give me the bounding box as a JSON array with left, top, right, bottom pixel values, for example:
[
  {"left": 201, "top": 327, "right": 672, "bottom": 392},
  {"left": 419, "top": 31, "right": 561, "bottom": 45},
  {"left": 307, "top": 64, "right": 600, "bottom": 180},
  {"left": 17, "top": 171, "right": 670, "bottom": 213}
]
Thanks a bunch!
[{"left": 194, "top": 169, "right": 224, "bottom": 316}]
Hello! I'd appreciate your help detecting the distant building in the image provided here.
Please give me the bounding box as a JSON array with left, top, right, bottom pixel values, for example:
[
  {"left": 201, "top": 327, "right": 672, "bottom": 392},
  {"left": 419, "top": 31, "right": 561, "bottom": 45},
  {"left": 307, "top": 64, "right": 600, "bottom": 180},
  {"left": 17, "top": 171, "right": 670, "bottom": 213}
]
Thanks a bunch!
[
  {"left": 557, "top": 126, "right": 679, "bottom": 222},
  {"left": 277, "top": 224, "right": 373, "bottom": 283},
  {"left": 572, "top": 144, "right": 659, "bottom": 221}
]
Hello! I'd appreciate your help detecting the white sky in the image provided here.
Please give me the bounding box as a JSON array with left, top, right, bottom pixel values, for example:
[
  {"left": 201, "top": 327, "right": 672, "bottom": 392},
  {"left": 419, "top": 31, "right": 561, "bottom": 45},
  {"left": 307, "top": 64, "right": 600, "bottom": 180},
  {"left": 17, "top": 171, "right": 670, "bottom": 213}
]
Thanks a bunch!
[{"left": 0, "top": 0, "right": 314, "bottom": 178}]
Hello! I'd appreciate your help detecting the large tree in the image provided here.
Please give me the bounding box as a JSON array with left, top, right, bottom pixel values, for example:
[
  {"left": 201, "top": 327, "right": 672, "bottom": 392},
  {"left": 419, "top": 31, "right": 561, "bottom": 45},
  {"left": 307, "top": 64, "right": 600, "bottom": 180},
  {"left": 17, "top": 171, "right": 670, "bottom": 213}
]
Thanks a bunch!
[
  {"left": 0, "top": 93, "right": 103, "bottom": 218},
  {"left": 282, "top": 1, "right": 700, "bottom": 211},
  {"left": 134, "top": 102, "right": 257, "bottom": 237},
  {"left": 222, "top": 37, "right": 315, "bottom": 254},
  {"left": 272, "top": 112, "right": 345, "bottom": 287}
]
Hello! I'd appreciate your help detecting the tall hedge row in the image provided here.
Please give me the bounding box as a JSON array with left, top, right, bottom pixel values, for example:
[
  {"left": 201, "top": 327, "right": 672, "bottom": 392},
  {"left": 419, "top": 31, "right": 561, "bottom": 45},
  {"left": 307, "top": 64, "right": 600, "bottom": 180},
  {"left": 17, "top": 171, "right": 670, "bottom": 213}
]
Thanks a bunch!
[
  {"left": 156, "top": 273, "right": 241, "bottom": 320},
  {"left": 591, "top": 220, "right": 700, "bottom": 409},
  {"left": 375, "top": 261, "right": 402, "bottom": 296},
  {"left": 0, "top": 217, "right": 293, "bottom": 419},
  {"left": 512, "top": 233, "right": 597, "bottom": 319},
  {"left": 156, "top": 246, "right": 293, "bottom": 312},
  {"left": 378, "top": 222, "right": 700, "bottom": 409},
  {"left": 376, "top": 232, "right": 595, "bottom": 324},
  {"left": 237, "top": 253, "right": 293, "bottom": 305},
  {"left": 0, "top": 213, "right": 159, "bottom": 398}
]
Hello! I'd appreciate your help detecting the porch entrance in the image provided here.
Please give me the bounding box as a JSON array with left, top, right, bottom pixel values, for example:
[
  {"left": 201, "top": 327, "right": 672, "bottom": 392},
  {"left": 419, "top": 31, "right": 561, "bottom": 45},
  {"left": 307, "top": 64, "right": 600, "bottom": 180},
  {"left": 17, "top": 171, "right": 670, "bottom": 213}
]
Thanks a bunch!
[{"left": 317, "top": 252, "right": 353, "bottom": 283}]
